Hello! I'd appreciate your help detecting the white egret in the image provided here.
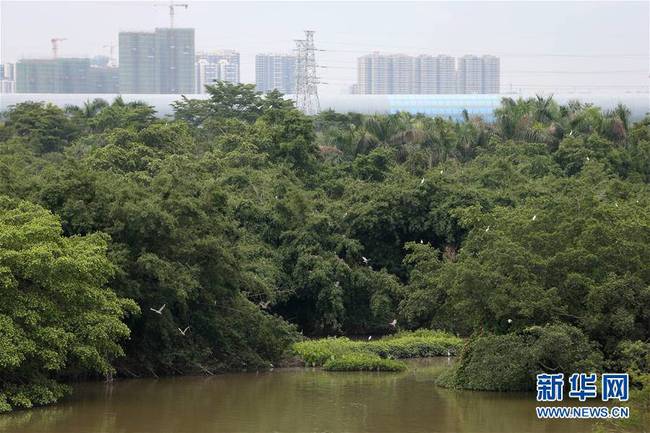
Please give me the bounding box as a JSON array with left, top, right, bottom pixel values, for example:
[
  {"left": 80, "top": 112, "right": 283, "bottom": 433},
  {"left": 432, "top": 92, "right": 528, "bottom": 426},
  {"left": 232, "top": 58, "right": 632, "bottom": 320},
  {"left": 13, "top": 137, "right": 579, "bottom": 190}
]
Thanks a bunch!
[{"left": 150, "top": 304, "right": 166, "bottom": 315}]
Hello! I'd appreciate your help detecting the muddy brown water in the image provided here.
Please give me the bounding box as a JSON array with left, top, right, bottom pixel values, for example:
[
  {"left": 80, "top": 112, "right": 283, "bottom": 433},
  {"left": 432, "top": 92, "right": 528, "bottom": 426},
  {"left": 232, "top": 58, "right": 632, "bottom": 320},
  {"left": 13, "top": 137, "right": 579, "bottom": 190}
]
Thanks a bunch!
[{"left": 0, "top": 358, "right": 598, "bottom": 433}]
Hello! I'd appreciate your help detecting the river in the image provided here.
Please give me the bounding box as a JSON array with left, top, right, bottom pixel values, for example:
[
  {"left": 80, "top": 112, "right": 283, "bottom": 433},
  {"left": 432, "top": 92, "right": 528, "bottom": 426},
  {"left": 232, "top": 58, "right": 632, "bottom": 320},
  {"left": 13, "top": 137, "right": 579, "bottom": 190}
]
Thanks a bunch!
[{"left": 0, "top": 358, "right": 597, "bottom": 433}]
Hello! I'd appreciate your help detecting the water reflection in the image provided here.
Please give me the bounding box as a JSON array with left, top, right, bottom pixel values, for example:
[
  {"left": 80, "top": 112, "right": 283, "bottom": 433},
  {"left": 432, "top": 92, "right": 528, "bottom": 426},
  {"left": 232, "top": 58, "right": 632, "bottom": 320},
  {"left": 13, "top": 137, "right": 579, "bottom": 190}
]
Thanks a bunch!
[{"left": 0, "top": 358, "right": 596, "bottom": 433}]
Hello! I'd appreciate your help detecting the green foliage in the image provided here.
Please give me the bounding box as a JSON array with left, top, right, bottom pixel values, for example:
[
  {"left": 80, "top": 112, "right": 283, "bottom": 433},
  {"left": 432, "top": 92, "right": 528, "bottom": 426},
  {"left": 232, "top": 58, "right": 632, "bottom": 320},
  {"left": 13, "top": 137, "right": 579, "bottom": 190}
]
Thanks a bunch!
[
  {"left": 439, "top": 324, "right": 603, "bottom": 391},
  {"left": 368, "top": 330, "right": 463, "bottom": 358},
  {"left": 1, "top": 88, "right": 649, "bottom": 405},
  {"left": 292, "top": 330, "right": 462, "bottom": 368},
  {"left": 323, "top": 352, "right": 406, "bottom": 372},
  {"left": 293, "top": 337, "right": 364, "bottom": 366},
  {"left": 0, "top": 102, "right": 78, "bottom": 153},
  {"left": 0, "top": 197, "right": 138, "bottom": 411}
]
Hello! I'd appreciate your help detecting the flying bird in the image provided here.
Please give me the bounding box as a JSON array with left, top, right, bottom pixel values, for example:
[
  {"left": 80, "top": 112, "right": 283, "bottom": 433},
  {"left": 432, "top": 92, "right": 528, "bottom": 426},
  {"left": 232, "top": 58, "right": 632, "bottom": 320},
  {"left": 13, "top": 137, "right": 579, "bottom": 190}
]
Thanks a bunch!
[
  {"left": 388, "top": 319, "right": 397, "bottom": 327},
  {"left": 178, "top": 326, "right": 190, "bottom": 336},
  {"left": 362, "top": 256, "right": 370, "bottom": 265},
  {"left": 150, "top": 304, "right": 166, "bottom": 315},
  {"left": 258, "top": 301, "right": 271, "bottom": 309}
]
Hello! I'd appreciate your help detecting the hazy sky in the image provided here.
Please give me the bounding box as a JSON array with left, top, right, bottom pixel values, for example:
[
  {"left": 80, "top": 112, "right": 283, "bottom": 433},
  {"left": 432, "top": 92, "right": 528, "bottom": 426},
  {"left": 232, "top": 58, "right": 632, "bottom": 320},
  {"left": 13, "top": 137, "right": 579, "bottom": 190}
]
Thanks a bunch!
[{"left": 1, "top": 0, "right": 648, "bottom": 94}]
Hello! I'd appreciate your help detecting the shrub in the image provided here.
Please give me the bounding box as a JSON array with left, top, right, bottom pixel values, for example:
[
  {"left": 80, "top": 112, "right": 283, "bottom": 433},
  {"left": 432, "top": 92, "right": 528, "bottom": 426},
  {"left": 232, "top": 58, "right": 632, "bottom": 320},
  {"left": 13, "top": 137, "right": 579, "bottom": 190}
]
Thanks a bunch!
[
  {"left": 292, "top": 330, "right": 462, "bottom": 369},
  {"left": 292, "top": 337, "right": 364, "bottom": 366},
  {"left": 323, "top": 352, "right": 406, "bottom": 372},
  {"left": 368, "top": 330, "right": 463, "bottom": 358},
  {"left": 439, "top": 323, "right": 603, "bottom": 391}
]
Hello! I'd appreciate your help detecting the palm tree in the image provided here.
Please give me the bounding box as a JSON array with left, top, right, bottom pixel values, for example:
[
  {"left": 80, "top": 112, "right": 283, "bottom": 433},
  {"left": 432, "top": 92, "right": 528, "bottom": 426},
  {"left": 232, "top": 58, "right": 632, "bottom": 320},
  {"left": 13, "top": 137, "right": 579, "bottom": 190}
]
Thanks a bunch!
[{"left": 410, "top": 117, "right": 458, "bottom": 168}]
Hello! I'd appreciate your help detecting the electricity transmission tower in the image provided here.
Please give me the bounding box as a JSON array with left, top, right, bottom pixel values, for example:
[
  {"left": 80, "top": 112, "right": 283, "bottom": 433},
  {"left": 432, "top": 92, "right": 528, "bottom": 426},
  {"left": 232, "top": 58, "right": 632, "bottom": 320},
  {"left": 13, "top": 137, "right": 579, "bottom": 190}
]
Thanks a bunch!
[{"left": 294, "top": 30, "right": 320, "bottom": 115}]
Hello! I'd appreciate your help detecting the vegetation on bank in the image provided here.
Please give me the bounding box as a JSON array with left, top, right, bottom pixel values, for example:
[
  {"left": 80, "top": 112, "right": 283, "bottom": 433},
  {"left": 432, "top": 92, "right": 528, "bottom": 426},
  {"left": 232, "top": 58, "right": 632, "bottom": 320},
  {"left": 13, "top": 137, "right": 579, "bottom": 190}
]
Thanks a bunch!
[
  {"left": 0, "top": 82, "right": 649, "bottom": 412},
  {"left": 437, "top": 323, "right": 602, "bottom": 391},
  {"left": 323, "top": 352, "right": 406, "bottom": 372},
  {"left": 292, "top": 330, "right": 463, "bottom": 367}
]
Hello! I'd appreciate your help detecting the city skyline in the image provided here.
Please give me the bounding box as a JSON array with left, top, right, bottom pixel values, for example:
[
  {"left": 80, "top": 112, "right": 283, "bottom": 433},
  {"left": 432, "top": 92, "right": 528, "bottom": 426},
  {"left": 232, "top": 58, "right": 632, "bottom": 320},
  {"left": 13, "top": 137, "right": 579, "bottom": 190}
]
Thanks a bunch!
[{"left": 1, "top": 1, "right": 648, "bottom": 95}]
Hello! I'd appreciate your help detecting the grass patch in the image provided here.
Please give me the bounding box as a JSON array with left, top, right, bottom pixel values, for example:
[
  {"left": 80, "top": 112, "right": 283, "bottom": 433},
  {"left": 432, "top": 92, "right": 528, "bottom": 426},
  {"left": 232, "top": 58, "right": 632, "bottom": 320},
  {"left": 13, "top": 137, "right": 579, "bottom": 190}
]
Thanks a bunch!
[
  {"left": 323, "top": 352, "right": 407, "bottom": 372},
  {"left": 368, "top": 330, "right": 463, "bottom": 359},
  {"left": 292, "top": 329, "right": 463, "bottom": 370}
]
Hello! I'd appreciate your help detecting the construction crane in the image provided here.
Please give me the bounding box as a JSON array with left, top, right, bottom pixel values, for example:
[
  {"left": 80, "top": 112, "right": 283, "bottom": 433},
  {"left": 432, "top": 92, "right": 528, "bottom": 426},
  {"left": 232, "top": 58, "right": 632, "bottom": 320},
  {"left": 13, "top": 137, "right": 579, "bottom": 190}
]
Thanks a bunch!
[
  {"left": 154, "top": 1, "right": 189, "bottom": 28},
  {"left": 51, "top": 38, "right": 67, "bottom": 59}
]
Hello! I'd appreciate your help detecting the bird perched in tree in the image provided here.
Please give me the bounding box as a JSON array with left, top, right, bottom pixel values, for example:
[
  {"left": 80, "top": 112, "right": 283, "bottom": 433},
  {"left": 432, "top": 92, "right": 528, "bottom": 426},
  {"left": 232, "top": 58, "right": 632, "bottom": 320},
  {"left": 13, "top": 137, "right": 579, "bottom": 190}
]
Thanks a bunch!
[
  {"left": 362, "top": 256, "right": 370, "bottom": 265},
  {"left": 508, "top": 319, "right": 513, "bottom": 324},
  {"left": 150, "top": 304, "right": 166, "bottom": 315},
  {"left": 258, "top": 301, "right": 271, "bottom": 309},
  {"left": 420, "top": 178, "right": 425, "bottom": 185},
  {"left": 532, "top": 215, "right": 537, "bottom": 221},
  {"left": 485, "top": 226, "right": 490, "bottom": 232},
  {"left": 368, "top": 335, "right": 372, "bottom": 341}
]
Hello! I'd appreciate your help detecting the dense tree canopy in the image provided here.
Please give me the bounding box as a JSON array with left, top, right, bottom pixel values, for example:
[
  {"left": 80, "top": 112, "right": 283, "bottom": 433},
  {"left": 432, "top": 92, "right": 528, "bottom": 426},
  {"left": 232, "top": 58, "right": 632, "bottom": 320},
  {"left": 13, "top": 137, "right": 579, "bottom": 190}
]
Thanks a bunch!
[
  {"left": 0, "top": 86, "right": 648, "bottom": 410},
  {"left": 0, "top": 197, "right": 138, "bottom": 411}
]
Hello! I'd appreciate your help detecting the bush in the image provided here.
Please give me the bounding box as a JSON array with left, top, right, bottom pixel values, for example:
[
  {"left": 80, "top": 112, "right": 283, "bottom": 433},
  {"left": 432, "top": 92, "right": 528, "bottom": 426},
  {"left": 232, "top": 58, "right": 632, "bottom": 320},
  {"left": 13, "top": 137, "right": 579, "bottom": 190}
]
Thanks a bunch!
[
  {"left": 368, "top": 330, "right": 463, "bottom": 358},
  {"left": 292, "top": 330, "right": 462, "bottom": 369},
  {"left": 439, "top": 323, "right": 603, "bottom": 391},
  {"left": 323, "top": 352, "right": 406, "bottom": 372},
  {"left": 292, "top": 337, "right": 364, "bottom": 366}
]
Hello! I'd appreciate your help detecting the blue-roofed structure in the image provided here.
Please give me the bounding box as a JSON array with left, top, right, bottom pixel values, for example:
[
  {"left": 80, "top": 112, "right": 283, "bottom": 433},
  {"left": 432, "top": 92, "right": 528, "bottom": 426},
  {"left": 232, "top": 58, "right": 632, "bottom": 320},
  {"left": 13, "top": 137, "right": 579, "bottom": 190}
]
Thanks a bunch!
[
  {"left": 385, "top": 94, "right": 501, "bottom": 121},
  {"left": 1, "top": 93, "right": 648, "bottom": 121}
]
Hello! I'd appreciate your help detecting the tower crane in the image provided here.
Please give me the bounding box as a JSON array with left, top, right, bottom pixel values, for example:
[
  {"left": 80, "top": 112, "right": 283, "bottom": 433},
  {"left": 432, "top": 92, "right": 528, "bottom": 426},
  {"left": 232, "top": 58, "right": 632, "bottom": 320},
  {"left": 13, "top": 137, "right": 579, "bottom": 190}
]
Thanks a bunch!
[
  {"left": 51, "top": 38, "right": 67, "bottom": 58},
  {"left": 154, "top": 1, "right": 189, "bottom": 28}
]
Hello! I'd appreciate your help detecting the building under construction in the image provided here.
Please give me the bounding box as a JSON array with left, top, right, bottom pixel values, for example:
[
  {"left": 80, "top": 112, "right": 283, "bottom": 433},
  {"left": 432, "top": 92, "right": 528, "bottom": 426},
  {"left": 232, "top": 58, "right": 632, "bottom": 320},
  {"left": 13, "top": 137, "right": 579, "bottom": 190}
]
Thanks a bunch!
[
  {"left": 15, "top": 58, "right": 118, "bottom": 93},
  {"left": 119, "top": 28, "right": 195, "bottom": 94}
]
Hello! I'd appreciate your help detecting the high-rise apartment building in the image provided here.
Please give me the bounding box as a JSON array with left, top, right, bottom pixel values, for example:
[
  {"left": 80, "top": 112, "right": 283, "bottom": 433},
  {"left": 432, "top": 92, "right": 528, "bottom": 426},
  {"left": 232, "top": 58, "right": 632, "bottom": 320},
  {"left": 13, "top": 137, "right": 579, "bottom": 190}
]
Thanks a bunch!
[
  {"left": 155, "top": 28, "right": 195, "bottom": 93},
  {"left": 119, "top": 31, "right": 156, "bottom": 93},
  {"left": 355, "top": 53, "right": 497, "bottom": 94},
  {"left": 437, "top": 55, "right": 457, "bottom": 94},
  {"left": 481, "top": 55, "right": 500, "bottom": 93},
  {"left": 457, "top": 55, "right": 483, "bottom": 94},
  {"left": 358, "top": 53, "right": 393, "bottom": 94},
  {"left": 415, "top": 55, "right": 437, "bottom": 94},
  {"left": 196, "top": 50, "right": 240, "bottom": 93},
  {"left": 255, "top": 53, "right": 296, "bottom": 94},
  {"left": 0, "top": 63, "right": 14, "bottom": 94},
  {"left": 15, "top": 58, "right": 118, "bottom": 93},
  {"left": 119, "top": 28, "right": 195, "bottom": 94}
]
